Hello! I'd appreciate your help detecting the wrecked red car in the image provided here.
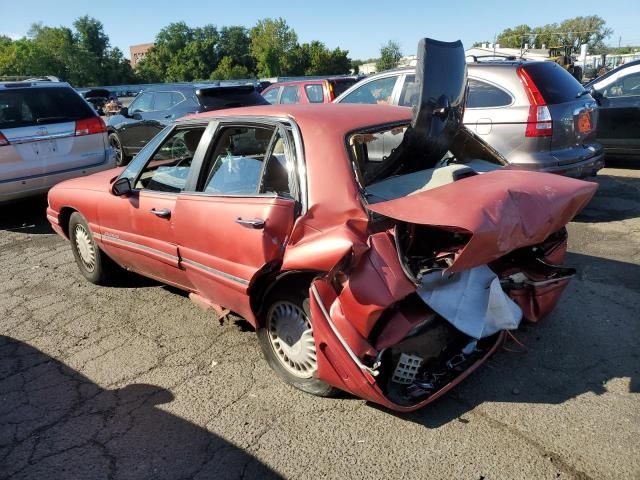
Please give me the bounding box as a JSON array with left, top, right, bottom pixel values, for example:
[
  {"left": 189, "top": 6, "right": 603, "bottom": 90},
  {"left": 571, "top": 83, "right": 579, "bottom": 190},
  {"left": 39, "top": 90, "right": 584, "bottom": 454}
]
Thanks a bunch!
[{"left": 47, "top": 39, "right": 597, "bottom": 411}]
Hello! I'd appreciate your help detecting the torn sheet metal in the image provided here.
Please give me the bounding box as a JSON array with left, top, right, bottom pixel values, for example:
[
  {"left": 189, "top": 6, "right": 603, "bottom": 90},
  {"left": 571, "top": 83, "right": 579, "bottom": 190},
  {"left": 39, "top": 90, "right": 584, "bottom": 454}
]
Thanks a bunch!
[
  {"left": 368, "top": 170, "right": 598, "bottom": 272},
  {"left": 417, "top": 265, "right": 522, "bottom": 339}
]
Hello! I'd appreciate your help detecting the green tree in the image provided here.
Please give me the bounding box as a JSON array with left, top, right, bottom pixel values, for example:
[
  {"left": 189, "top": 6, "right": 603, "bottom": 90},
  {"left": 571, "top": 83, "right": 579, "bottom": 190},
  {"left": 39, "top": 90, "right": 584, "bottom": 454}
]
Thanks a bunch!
[
  {"left": 250, "top": 18, "right": 297, "bottom": 77},
  {"left": 496, "top": 24, "right": 533, "bottom": 48},
  {"left": 210, "top": 56, "right": 250, "bottom": 80},
  {"left": 376, "top": 40, "right": 401, "bottom": 72},
  {"left": 218, "top": 26, "right": 253, "bottom": 71}
]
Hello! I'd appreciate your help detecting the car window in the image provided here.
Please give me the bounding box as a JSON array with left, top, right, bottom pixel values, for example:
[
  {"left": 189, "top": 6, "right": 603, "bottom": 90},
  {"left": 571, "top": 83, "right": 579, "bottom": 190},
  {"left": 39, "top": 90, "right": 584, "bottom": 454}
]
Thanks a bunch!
[
  {"left": 171, "top": 91, "right": 186, "bottom": 105},
  {"left": 521, "top": 63, "right": 583, "bottom": 104},
  {"left": 339, "top": 76, "right": 397, "bottom": 105},
  {"left": 330, "top": 78, "right": 358, "bottom": 97},
  {"left": 304, "top": 84, "right": 324, "bottom": 103},
  {"left": 348, "top": 125, "right": 409, "bottom": 185},
  {"left": 398, "top": 74, "right": 419, "bottom": 107},
  {"left": 134, "top": 126, "right": 205, "bottom": 193},
  {"left": 153, "top": 92, "right": 173, "bottom": 111},
  {"left": 0, "top": 87, "right": 95, "bottom": 129},
  {"left": 603, "top": 71, "right": 640, "bottom": 98},
  {"left": 200, "top": 126, "right": 275, "bottom": 195},
  {"left": 467, "top": 79, "right": 513, "bottom": 108},
  {"left": 280, "top": 86, "right": 300, "bottom": 104},
  {"left": 129, "top": 92, "right": 154, "bottom": 113},
  {"left": 262, "top": 87, "right": 280, "bottom": 104}
]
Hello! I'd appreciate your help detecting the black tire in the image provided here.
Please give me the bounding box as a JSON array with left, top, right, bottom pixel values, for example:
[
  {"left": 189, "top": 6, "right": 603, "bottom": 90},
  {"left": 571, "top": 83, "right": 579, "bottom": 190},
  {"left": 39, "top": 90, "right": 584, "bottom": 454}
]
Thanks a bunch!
[
  {"left": 257, "top": 289, "right": 337, "bottom": 397},
  {"left": 108, "top": 132, "right": 130, "bottom": 166},
  {"left": 68, "top": 212, "right": 121, "bottom": 285}
]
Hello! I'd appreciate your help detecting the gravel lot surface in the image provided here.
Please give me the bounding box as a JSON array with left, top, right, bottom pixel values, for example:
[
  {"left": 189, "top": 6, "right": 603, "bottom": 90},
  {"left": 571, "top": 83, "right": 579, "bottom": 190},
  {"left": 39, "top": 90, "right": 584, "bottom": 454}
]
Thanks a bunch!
[{"left": 1, "top": 166, "right": 638, "bottom": 480}]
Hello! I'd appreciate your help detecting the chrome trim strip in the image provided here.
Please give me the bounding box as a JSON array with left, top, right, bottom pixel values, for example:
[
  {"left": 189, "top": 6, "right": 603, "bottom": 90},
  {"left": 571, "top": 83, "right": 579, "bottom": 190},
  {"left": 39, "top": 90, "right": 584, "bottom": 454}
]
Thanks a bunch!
[
  {"left": 310, "top": 284, "right": 378, "bottom": 377},
  {"left": 9, "top": 131, "right": 76, "bottom": 144},
  {"left": 99, "top": 234, "right": 179, "bottom": 262},
  {"left": 181, "top": 258, "right": 249, "bottom": 286}
]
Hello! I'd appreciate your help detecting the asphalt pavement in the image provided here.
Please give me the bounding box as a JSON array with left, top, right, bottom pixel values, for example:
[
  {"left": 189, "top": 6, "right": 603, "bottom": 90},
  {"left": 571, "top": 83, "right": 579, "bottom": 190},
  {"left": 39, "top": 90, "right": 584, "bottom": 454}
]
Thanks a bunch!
[{"left": 1, "top": 166, "right": 638, "bottom": 479}]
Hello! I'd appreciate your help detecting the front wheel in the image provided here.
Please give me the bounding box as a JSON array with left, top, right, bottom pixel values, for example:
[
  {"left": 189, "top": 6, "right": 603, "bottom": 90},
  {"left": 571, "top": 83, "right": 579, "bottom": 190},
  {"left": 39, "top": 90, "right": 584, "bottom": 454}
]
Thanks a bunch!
[
  {"left": 69, "top": 212, "right": 121, "bottom": 285},
  {"left": 257, "top": 291, "right": 337, "bottom": 397},
  {"left": 108, "top": 132, "right": 130, "bottom": 166}
]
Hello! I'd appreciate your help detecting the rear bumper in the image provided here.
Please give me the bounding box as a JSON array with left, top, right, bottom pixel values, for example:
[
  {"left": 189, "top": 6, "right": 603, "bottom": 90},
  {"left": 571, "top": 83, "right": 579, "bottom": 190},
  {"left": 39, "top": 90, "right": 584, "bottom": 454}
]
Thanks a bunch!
[
  {"left": 0, "top": 155, "right": 115, "bottom": 204},
  {"left": 510, "top": 144, "right": 604, "bottom": 178}
]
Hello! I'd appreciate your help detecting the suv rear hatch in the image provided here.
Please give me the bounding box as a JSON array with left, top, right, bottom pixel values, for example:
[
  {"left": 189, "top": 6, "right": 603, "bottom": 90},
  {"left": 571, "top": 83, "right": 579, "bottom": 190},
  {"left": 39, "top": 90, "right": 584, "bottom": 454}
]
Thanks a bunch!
[
  {"left": 0, "top": 84, "right": 108, "bottom": 183},
  {"left": 517, "top": 62, "right": 600, "bottom": 167}
]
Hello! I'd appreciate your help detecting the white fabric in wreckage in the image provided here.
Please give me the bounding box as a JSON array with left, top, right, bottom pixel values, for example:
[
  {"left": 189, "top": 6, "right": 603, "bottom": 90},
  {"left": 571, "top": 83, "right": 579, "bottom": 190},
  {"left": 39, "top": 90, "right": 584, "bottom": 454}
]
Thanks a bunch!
[{"left": 417, "top": 264, "right": 522, "bottom": 339}]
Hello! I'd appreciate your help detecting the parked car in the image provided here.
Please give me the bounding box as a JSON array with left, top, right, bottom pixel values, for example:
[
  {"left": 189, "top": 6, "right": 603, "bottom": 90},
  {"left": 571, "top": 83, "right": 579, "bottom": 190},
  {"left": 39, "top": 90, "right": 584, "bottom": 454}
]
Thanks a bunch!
[
  {"left": 107, "top": 84, "right": 269, "bottom": 166},
  {"left": 83, "top": 88, "right": 111, "bottom": 115},
  {"left": 261, "top": 77, "right": 360, "bottom": 105},
  {"left": 585, "top": 59, "right": 640, "bottom": 161},
  {"left": 47, "top": 39, "right": 596, "bottom": 412},
  {"left": 0, "top": 81, "right": 114, "bottom": 204},
  {"left": 335, "top": 60, "right": 603, "bottom": 178}
]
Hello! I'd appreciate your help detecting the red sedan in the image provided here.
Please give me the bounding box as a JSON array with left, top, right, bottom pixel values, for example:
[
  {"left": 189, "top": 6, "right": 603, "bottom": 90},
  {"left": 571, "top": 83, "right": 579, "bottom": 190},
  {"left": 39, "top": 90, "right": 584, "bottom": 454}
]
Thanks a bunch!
[{"left": 47, "top": 39, "right": 597, "bottom": 411}]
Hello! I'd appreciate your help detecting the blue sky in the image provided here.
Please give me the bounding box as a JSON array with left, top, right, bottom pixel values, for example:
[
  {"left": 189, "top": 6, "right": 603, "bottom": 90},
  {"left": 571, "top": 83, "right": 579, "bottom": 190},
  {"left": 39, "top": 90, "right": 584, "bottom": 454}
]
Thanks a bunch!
[{"left": 2, "top": 0, "right": 638, "bottom": 60}]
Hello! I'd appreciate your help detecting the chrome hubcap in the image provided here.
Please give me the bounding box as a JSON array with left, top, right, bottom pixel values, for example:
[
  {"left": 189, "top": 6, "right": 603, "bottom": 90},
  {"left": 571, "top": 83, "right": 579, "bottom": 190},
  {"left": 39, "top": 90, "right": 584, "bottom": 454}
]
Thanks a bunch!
[
  {"left": 74, "top": 224, "right": 96, "bottom": 272},
  {"left": 267, "top": 301, "right": 317, "bottom": 378}
]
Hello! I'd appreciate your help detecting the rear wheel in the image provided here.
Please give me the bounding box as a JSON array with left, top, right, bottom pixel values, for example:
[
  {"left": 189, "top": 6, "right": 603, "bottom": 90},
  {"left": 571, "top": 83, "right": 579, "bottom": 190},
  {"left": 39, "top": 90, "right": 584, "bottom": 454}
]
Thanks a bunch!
[
  {"left": 109, "top": 132, "right": 130, "bottom": 166},
  {"left": 257, "top": 290, "right": 337, "bottom": 397},
  {"left": 69, "top": 212, "right": 121, "bottom": 285}
]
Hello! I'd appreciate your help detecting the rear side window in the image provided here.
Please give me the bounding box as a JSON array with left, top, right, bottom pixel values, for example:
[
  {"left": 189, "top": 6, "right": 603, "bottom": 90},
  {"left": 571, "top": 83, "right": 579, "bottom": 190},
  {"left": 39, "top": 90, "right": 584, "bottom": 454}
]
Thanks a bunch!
[
  {"left": 339, "top": 76, "right": 397, "bottom": 105},
  {"left": 0, "top": 86, "right": 95, "bottom": 129},
  {"left": 153, "top": 92, "right": 174, "bottom": 111},
  {"left": 305, "top": 84, "right": 324, "bottom": 103},
  {"left": 129, "top": 92, "right": 154, "bottom": 113},
  {"left": 467, "top": 79, "right": 512, "bottom": 108},
  {"left": 262, "top": 87, "right": 280, "bottom": 104},
  {"left": 522, "top": 62, "right": 584, "bottom": 104},
  {"left": 197, "top": 86, "right": 269, "bottom": 110},
  {"left": 398, "top": 74, "right": 419, "bottom": 107},
  {"left": 280, "top": 86, "right": 300, "bottom": 104}
]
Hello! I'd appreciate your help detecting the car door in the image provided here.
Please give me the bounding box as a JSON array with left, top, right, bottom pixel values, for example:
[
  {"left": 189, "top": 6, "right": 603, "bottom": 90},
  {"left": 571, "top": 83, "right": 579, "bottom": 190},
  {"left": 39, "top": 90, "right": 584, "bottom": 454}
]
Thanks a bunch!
[
  {"left": 172, "top": 122, "right": 298, "bottom": 324},
  {"left": 119, "top": 92, "right": 155, "bottom": 153},
  {"left": 97, "top": 123, "right": 208, "bottom": 288},
  {"left": 594, "top": 66, "right": 640, "bottom": 155}
]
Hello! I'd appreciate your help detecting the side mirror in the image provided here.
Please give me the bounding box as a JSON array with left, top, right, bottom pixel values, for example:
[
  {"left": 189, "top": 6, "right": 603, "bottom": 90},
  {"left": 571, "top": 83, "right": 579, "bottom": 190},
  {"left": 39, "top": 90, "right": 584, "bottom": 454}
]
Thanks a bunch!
[
  {"left": 111, "top": 177, "right": 132, "bottom": 196},
  {"left": 590, "top": 87, "right": 603, "bottom": 105},
  {"left": 119, "top": 106, "right": 129, "bottom": 117}
]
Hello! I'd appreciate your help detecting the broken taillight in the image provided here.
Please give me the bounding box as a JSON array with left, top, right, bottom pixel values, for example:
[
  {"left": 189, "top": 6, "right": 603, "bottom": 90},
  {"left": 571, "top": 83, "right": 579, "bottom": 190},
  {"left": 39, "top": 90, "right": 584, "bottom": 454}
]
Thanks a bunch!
[{"left": 517, "top": 66, "right": 552, "bottom": 137}]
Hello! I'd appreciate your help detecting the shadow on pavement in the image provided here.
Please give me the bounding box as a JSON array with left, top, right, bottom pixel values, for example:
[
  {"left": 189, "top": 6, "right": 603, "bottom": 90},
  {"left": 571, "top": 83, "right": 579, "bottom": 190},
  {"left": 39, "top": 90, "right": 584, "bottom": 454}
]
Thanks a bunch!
[
  {"left": 574, "top": 171, "right": 640, "bottom": 223},
  {"left": 398, "top": 251, "right": 639, "bottom": 428},
  {"left": 0, "top": 196, "right": 52, "bottom": 235},
  {"left": 0, "top": 336, "right": 282, "bottom": 480}
]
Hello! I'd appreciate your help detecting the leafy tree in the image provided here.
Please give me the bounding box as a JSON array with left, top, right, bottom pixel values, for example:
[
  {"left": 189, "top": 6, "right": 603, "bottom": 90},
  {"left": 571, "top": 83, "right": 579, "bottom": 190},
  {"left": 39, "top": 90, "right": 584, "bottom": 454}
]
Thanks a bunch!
[
  {"left": 218, "top": 26, "right": 253, "bottom": 71},
  {"left": 74, "top": 15, "right": 109, "bottom": 59},
  {"left": 376, "top": 40, "right": 402, "bottom": 72},
  {"left": 289, "top": 41, "right": 351, "bottom": 76},
  {"left": 210, "top": 56, "right": 250, "bottom": 80},
  {"left": 496, "top": 25, "right": 533, "bottom": 48},
  {"left": 250, "top": 18, "right": 297, "bottom": 77}
]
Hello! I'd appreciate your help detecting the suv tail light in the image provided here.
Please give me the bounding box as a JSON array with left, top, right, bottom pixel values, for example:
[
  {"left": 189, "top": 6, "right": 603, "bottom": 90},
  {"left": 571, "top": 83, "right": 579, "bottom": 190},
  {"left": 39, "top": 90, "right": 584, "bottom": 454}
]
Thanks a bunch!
[
  {"left": 75, "top": 116, "right": 106, "bottom": 136},
  {"left": 328, "top": 81, "right": 335, "bottom": 100},
  {"left": 517, "top": 66, "right": 552, "bottom": 137},
  {"left": 0, "top": 132, "right": 9, "bottom": 146}
]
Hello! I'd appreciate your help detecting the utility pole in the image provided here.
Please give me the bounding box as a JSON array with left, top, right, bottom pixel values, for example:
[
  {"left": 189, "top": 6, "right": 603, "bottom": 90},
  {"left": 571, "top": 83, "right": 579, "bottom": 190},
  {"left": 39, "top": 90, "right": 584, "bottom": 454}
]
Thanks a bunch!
[{"left": 618, "top": 36, "right": 622, "bottom": 48}]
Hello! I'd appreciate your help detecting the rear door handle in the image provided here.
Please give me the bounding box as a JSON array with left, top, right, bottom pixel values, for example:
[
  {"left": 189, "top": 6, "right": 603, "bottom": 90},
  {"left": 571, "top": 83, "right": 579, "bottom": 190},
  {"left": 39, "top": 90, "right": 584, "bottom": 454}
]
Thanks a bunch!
[
  {"left": 150, "top": 208, "right": 171, "bottom": 218},
  {"left": 235, "top": 217, "right": 265, "bottom": 229}
]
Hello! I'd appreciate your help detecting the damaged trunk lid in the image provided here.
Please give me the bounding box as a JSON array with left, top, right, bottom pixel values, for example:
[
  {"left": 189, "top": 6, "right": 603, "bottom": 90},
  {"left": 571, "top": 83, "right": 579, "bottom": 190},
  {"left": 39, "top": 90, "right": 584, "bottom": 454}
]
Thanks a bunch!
[{"left": 367, "top": 169, "right": 597, "bottom": 272}]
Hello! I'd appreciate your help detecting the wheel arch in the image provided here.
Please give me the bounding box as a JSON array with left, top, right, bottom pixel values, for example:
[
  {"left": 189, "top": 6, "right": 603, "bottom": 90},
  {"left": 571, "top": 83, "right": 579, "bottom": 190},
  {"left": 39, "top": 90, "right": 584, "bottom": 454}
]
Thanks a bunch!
[{"left": 58, "top": 206, "right": 79, "bottom": 239}]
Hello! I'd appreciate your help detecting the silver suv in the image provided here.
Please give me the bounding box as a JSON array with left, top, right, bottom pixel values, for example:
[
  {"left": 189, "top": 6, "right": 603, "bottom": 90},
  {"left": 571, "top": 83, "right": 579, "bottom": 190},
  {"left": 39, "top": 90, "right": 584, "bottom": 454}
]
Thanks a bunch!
[
  {"left": 0, "top": 82, "right": 114, "bottom": 203},
  {"left": 336, "top": 61, "right": 604, "bottom": 178}
]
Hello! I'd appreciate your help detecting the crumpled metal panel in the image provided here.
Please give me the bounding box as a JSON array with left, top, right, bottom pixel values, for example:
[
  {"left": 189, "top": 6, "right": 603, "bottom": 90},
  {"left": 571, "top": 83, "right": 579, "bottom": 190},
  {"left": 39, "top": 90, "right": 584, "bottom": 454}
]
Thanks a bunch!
[{"left": 368, "top": 170, "right": 597, "bottom": 272}]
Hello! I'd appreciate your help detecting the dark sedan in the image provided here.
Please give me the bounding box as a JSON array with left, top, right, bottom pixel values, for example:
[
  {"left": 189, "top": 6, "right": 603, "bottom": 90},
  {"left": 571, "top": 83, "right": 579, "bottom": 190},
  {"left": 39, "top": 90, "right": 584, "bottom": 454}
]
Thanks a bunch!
[
  {"left": 107, "top": 84, "right": 269, "bottom": 165},
  {"left": 587, "top": 59, "right": 640, "bottom": 161}
]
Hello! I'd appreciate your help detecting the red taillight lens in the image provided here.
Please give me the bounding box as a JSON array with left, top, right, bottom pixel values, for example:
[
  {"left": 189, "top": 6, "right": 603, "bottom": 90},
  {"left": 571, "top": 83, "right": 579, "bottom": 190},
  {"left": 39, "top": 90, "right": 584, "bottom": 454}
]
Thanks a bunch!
[
  {"left": 0, "top": 132, "right": 9, "bottom": 146},
  {"left": 328, "top": 82, "right": 335, "bottom": 100},
  {"left": 75, "top": 116, "right": 106, "bottom": 136},
  {"left": 517, "top": 66, "right": 552, "bottom": 137}
]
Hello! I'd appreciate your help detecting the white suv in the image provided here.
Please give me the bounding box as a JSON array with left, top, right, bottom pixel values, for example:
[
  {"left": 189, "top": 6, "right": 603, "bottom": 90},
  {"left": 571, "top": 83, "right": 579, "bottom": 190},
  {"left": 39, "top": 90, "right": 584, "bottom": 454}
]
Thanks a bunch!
[{"left": 0, "top": 81, "right": 115, "bottom": 203}]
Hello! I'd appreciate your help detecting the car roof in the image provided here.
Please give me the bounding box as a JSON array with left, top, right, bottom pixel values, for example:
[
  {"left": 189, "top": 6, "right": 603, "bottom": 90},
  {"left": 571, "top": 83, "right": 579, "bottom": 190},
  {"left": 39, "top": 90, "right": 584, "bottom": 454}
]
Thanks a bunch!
[
  {"left": 0, "top": 81, "right": 73, "bottom": 90},
  {"left": 376, "top": 60, "right": 532, "bottom": 76},
  {"left": 264, "top": 77, "right": 357, "bottom": 88},
  {"left": 184, "top": 103, "right": 412, "bottom": 131}
]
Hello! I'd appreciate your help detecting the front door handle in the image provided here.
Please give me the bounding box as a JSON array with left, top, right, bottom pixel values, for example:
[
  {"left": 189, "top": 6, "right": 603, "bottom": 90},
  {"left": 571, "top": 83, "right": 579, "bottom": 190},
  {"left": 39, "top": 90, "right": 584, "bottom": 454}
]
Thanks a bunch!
[
  {"left": 150, "top": 208, "right": 171, "bottom": 218},
  {"left": 235, "top": 217, "right": 265, "bottom": 229}
]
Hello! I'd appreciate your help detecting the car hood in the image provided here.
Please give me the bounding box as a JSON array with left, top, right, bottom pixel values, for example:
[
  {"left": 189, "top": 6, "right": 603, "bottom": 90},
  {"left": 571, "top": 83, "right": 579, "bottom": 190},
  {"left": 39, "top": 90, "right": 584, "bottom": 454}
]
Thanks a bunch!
[
  {"left": 367, "top": 170, "right": 597, "bottom": 272},
  {"left": 53, "top": 167, "right": 124, "bottom": 192}
]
